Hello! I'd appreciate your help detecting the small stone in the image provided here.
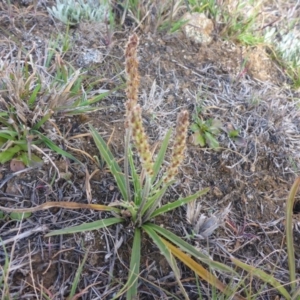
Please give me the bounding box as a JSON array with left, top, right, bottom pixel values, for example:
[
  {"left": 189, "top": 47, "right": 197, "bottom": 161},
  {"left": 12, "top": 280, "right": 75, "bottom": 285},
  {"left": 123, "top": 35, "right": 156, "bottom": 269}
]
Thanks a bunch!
[
  {"left": 182, "top": 12, "right": 214, "bottom": 45},
  {"left": 76, "top": 49, "right": 103, "bottom": 67},
  {"left": 10, "top": 159, "right": 25, "bottom": 172}
]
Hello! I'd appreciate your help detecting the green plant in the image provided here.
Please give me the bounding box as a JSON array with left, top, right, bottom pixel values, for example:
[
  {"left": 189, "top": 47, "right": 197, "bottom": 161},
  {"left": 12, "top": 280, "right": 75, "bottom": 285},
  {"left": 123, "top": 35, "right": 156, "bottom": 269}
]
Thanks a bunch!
[
  {"left": 187, "top": 0, "right": 220, "bottom": 18},
  {"left": 47, "top": 28, "right": 73, "bottom": 62},
  {"left": 265, "top": 26, "right": 300, "bottom": 89},
  {"left": 48, "top": 0, "right": 110, "bottom": 25},
  {"left": 0, "top": 47, "right": 110, "bottom": 166},
  {"left": 0, "top": 34, "right": 245, "bottom": 299},
  {"left": 188, "top": 0, "right": 263, "bottom": 46},
  {"left": 228, "top": 129, "right": 240, "bottom": 139},
  {"left": 190, "top": 108, "right": 221, "bottom": 149},
  {"left": 217, "top": 0, "right": 263, "bottom": 46},
  {"left": 118, "top": 0, "right": 184, "bottom": 33}
]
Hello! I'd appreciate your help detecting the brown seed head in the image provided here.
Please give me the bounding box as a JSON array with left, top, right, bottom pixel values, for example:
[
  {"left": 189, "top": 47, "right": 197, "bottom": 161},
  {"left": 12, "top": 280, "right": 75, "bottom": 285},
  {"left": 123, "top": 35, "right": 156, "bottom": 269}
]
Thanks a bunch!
[
  {"left": 163, "top": 110, "right": 189, "bottom": 183},
  {"left": 125, "top": 33, "right": 140, "bottom": 112},
  {"left": 128, "top": 104, "right": 154, "bottom": 177}
]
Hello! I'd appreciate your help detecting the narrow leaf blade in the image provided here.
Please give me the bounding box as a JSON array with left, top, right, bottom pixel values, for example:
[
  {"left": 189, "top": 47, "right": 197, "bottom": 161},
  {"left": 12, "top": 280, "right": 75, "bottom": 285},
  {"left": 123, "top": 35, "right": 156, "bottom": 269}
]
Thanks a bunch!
[
  {"left": 89, "top": 125, "right": 128, "bottom": 201},
  {"left": 126, "top": 228, "right": 141, "bottom": 299},
  {"left": 152, "top": 129, "right": 172, "bottom": 183},
  {"left": 151, "top": 224, "right": 236, "bottom": 274},
  {"left": 45, "top": 218, "right": 123, "bottom": 236},
  {"left": 150, "top": 188, "right": 209, "bottom": 218},
  {"left": 143, "top": 224, "right": 189, "bottom": 299},
  {"left": 286, "top": 177, "right": 300, "bottom": 292}
]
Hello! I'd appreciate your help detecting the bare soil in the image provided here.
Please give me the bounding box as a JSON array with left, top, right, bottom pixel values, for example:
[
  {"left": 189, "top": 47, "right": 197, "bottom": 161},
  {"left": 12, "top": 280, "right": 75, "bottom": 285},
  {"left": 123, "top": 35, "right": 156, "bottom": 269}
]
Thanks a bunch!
[{"left": 1, "top": 1, "right": 300, "bottom": 299}]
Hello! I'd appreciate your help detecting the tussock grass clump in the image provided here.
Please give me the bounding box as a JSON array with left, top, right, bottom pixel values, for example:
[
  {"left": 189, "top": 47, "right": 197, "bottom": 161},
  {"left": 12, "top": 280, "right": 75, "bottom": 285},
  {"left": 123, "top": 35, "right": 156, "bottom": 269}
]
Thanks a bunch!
[{"left": 0, "top": 47, "right": 108, "bottom": 167}]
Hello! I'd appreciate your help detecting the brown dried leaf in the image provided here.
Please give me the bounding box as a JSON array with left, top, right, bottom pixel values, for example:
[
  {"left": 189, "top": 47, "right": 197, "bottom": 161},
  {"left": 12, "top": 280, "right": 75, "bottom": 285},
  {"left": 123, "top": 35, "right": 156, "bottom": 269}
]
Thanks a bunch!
[{"left": 10, "top": 159, "right": 25, "bottom": 172}]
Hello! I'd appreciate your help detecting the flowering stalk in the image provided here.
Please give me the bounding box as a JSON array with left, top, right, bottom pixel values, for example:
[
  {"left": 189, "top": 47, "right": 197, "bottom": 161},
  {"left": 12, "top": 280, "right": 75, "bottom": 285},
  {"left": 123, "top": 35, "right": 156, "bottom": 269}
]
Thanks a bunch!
[
  {"left": 128, "top": 104, "right": 154, "bottom": 178},
  {"left": 124, "top": 33, "right": 140, "bottom": 201},
  {"left": 163, "top": 110, "right": 189, "bottom": 183},
  {"left": 125, "top": 33, "right": 140, "bottom": 116},
  {"left": 142, "top": 110, "right": 189, "bottom": 223}
]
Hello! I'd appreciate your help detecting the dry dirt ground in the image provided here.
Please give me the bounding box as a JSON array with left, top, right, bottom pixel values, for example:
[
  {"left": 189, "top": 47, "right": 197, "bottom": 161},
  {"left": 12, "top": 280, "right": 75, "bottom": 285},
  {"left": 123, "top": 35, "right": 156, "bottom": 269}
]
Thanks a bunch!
[{"left": 1, "top": 1, "right": 300, "bottom": 299}]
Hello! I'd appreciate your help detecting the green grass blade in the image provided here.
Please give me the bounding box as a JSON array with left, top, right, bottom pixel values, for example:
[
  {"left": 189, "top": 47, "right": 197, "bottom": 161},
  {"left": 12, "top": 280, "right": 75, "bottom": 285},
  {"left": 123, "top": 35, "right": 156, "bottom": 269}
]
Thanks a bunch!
[
  {"left": 126, "top": 228, "right": 141, "bottom": 299},
  {"left": 286, "top": 177, "right": 300, "bottom": 292},
  {"left": 0, "top": 145, "right": 22, "bottom": 163},
  {"left": 151, "top": 129, "right": 172, "bottom": 184},
  {"left": 204, "top": 131, "right": 219, "bottom": 149},
  {"left": 45, "top": 217, "right": 123, "bottom": 237},
  {"left": 28, "top": 83, "right": 41, "bottom": 108},
  {"left": 0, "top": 131, "right": 18, "bottom": 140},
  {"left": 32, "top": 112, "right": 52, "bottom": 130},
  {"left": 9, "top": 212, "right": 31, "bottom": 220},
  {"left": 150, "top": 188, "right": 210, "bottom": 218},
  {"left": 231, "top": 256, "right": 291, "bottom": 300},
  {"left": 86, "top": 84, "right": 125, "bottom": 106},
  {"left": 68, "top": 250, "right": 89, "bottom": 299},
  {"left": 143, "top": 224, "right": 189, "bottom": 300},
  {"left": 33, "top": 132, "right": 80, "bottom": 163},
  {"left": 150, "top": 223, "right": 236, "bottom": 274},
  {"left": 128, "top": 146, "right": 142, "bottom": 205},
  {"left": 142, "top": 185, "right": 169, "bottom": 215},
  {"left": 89, "top": 125, "right": 127, "bottom": 201}
]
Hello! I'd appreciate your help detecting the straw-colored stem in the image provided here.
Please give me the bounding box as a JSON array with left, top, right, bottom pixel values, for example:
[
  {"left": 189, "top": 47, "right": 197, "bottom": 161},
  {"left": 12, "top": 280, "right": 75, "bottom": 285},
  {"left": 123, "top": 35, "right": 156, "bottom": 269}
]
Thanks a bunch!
[{"left": 286, "top": 177, "right": 300, "bottom": 292}]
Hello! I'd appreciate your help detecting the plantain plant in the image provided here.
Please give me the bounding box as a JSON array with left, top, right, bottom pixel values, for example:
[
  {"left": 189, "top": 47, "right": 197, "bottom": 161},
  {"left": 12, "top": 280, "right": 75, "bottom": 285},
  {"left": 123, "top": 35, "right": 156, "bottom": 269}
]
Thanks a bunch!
[
  {"left": 190, "top": 107, "right": 222, "bottom": 149},
  {"left": 0, "top": 34, "right": 246, "bottom": 299},
  {"left": 47, "top": 33, "right": 242, "bottom": 299}
]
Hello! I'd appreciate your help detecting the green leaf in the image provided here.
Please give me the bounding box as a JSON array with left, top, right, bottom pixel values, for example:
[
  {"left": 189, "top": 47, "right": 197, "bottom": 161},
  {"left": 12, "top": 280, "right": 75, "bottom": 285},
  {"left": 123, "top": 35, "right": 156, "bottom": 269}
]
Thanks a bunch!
[
  {"left": 80, "top": 84, "right": 124, "bottom": 108},
  {"left": 150, "top": 188, "right": 210, "bottom": 218},
  {"left": 32, "top": 112, "right": 53, "bottom": 131},
  {"left": 16, "top": 152, "right": 43, "bottom": 167},
  {"left": 150, "top": 224, "right": 236, "bottom": 274},
  {"left": 209, "top": 119, "right": 221, "bottom": 135},
  {"left": 229, "top": 129, "right": 239, "bottom": 138},
  {"left": 0, "top": 136, "right": 7, "bottom": 147},
  {"left": 68, "top": 250, "right": 89, "bottom": 299},
  {"left": 0, "top": 131, "right": 18, "bottom": 140},
  {"left": 128, "top": 146, "right": 142, "bottom": 205},
  {"left": 126, "top": 228, "right": 141, "bottom": 299},
  {"left": 152, "top": 129, "right": 172, "bottom": 184},
  {"left": 143, "top": 224, "right": 189, "bottom": 299},
  {"left": 190, "top": 123, "right": 199, "bottom": 133},
  {"left": 9, "top": 212, "right": 32, "bottom": 220},
  {"left": 142, "top": 184, "right": 169, "bottom": 215},
  {"left": 193, "top": 132, "right": 206, "bottom": 147},
  {"left": 45, "top": 217, "right": 123, "bottom": 237},
  {"left": 0, "top": 145, "right": 22, "bottom": 163},
  {"left": 89, "top": 125, "right": 127, "bottom": 201},
  {"left": 28, "top": 83, "right": 41, "bottom": 108},
  {"left": 286, "top": 177, "right": 300, "bottom": 292},
  {"left": 0, "top": 211, "right": 4, "bottom": 219},
  {"left": 33, "top": 132, "right": 80, "bottom": 163},
  {"left": 204, "top": 131, "right": 219, "bottom": 149}
]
